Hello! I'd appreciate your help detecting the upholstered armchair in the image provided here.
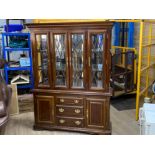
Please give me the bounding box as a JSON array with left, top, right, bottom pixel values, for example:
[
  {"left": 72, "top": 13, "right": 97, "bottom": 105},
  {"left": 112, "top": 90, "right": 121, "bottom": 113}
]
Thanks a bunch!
[{"left": 0, "top": 59, "right": 12, "bottom": 134}]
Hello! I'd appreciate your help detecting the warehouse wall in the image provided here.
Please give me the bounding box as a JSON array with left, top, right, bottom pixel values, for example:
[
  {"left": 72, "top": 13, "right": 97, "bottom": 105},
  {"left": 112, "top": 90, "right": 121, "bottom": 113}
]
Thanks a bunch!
[
  {"left": 0, "top": 19, "right": 32, "bottom": 26},
  {"left": 134, "top": 22, "right": 155, "bottom": 51}
]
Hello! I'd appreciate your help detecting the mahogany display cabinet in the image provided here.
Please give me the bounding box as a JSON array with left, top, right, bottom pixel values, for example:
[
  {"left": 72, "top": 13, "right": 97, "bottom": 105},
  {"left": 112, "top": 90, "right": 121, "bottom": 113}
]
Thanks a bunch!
[{"left": 26, "top": 21, "right": 113, "bottom": 134}]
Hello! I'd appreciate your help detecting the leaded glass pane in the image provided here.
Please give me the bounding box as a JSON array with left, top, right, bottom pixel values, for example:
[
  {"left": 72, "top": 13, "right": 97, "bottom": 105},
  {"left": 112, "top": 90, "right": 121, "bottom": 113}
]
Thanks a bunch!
[
  {"left": 91, "top": 33, "right": 104, "bottom": 88},
  {"left": 36, "top": 34, "right": 49, "bottom": 85},
  {"left": 54, "top": 34, "right": 67, "bottom": 86},
  {"left": 71, "top": 34, "right": 84, "bottom": 88}
]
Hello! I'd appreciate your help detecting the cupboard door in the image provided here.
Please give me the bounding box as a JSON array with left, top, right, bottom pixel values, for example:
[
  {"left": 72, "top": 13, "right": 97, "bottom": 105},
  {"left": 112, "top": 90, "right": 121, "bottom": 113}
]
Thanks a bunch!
[
  {"left": 52, "top": 33, "right": 69, "bottom": 88},
  {"left": 69, "top": 32, "right": 86, "bottom": 89},
  {"left": 88, "top": 30, "right": 106, "bottom": 90},
  {"left": 35, "top": 33, "right": 52, "bottom": 88},
  {"left": 35, "top": 95, "right": 55, "bottom": 124},
  {"left": 86, "top": 98, "right": 106, "bottom": 129}
]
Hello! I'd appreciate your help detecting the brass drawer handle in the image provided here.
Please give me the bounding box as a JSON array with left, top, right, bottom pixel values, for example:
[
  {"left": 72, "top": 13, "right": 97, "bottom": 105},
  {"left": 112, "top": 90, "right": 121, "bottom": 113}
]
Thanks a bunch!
[
  {"left": 60, "top": 98, "right": 64, "bottom": 103},
  {"left": 59, "top": 119, "right": 65, "bottom": 124},
  {"left": 59, "top": 108, "right": 64, "bottom": 113},
  {"left": 86, "top": 109, "right": 88, "bottom": 118},
  {"left": 88, "top": 56, "right": 90, "bottom": 67},
  {"left": 75, "top": 120, "right": 81, "bottom": 126},
  {"left": 74, "top": 109, "right": 80, "bottom": 114},
  {"left": 74, "top": 99, "right": 79, "bottom": 104}
]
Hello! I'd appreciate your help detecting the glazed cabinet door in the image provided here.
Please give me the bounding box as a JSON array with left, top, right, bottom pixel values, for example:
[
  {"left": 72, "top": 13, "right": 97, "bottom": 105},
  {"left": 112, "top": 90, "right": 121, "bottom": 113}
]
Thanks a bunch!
[
  {"left": 88, "top": 30, "right": 107, "bottom": 90},
  {"left": 86, "top": 98, "right": 106, "bottom": 129},
  {"left": 69, "top": 31, "right": 86, "bottom": 89},
  {"left": 35, "top": 95, "right": 55, "bottom": 124},
  {"left": 52, "top": 32, "right": 69, "bottom": 88},
  {"left": 33, "top": 33, "right": 52, "bottom": 88}
]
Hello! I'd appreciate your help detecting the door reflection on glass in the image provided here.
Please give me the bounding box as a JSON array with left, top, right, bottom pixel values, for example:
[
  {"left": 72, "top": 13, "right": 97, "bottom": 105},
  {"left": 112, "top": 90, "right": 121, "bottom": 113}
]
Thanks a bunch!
[
  {"left": 91, "top": 33, "right": 104, "bottom": 88},
  {"left": 71, "top": 34, "right": 84, "bottom": 88},
  {"left": 54, "top": 34, "right": 67, "bottom": 86},
  {"left": 36, "top": 34, "right": 49, "bottom": 85}
]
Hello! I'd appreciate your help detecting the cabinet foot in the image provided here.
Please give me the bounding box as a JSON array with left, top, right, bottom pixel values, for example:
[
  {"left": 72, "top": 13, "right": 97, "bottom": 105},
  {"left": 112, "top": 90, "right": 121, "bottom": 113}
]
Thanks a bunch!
[{"left": 33, "top": 125, "right": 43, "bottom": 131}]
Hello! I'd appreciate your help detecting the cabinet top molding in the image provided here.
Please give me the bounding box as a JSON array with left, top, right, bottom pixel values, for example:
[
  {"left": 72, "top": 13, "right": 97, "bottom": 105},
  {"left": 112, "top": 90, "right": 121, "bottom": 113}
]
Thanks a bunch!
[{"left": 26, "top": 21, "right": 113, "bottom": 29}]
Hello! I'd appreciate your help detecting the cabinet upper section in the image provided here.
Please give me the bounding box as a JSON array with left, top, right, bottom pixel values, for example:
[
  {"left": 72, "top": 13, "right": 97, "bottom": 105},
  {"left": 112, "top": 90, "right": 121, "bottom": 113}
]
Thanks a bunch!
[
  {"left": 26, "top": 21, "right": 113, "bottom": 30},
  {"left": 26, "top": 22, "right": 113, "bottom": 92}
]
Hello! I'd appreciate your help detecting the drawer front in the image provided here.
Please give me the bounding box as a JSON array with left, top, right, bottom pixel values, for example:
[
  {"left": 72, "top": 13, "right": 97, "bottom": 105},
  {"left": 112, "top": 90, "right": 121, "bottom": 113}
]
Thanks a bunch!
[
  {"left": 56, "top": 117, "right": 84, "bottom": 128},
  {"left": 56, "top": 105, "right": 84, "bottom": 117},
  {"left": 56, "top": 96, "right": 83, "bottom": 105}
]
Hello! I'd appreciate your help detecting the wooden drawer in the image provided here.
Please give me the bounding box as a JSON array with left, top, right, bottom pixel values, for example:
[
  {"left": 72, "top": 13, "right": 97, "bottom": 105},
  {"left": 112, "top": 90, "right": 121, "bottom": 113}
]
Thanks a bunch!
[
  {"left": 56, "top": 105, "right": 84, "bottom": 117},
  {"left": 56, "top": 117, "right": 84, "bottom": 128},
  {"left": 56, "top": 96, "right": 83, "bottom": 106}
]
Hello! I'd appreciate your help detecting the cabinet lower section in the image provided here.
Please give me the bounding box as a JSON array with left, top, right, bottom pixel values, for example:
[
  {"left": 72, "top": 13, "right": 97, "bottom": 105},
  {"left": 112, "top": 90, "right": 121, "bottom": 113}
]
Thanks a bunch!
[{"left": 33, "top": 90, "right": 111, "bottom": 135}]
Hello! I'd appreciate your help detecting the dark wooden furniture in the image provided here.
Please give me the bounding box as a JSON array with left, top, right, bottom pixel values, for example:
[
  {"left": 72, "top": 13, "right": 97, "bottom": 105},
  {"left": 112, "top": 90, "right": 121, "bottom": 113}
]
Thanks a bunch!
[
  {"left": 0, "top": 59, "right": 12, "bottom": 134},
  {"left": 27, "top": 21, "right": 113, "bottom": 134}
]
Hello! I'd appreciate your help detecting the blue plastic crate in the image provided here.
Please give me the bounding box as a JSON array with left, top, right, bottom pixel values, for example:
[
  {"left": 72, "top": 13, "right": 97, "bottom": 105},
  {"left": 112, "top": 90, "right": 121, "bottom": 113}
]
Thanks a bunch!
[{"left": 4, "top": 24, "right": 23, "bottom": 32}]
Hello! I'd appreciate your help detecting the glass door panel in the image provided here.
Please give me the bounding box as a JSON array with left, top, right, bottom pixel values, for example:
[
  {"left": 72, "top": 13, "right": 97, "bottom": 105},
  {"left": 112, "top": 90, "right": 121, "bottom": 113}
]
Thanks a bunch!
[
  {"left": 54, "top": 34, "right": 67, "bottom": 87},
  {"left": 90, "top": 33, "right": 105, "bottom": 89},
  {"left": 71, "top": 34, "right": 84, "bottom": 88},
  {"left": 36, "top": 34, "right": 49, "bottom": 86}
]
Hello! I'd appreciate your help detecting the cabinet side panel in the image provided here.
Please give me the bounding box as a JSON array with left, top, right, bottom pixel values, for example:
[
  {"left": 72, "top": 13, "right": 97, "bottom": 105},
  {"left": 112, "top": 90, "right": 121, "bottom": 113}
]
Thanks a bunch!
[
  {"left": 35, "top": 95, "right": 54, "bottom": 124},
  {"left": 38, "top": 100, "right": 51, "bottom": 121}
]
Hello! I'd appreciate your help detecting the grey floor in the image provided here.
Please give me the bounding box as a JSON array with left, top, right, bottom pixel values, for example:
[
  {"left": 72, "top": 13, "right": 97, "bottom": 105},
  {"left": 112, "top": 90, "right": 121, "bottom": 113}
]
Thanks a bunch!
[{"left": 4, "top": 95, "right": 139, "bottom": 135}]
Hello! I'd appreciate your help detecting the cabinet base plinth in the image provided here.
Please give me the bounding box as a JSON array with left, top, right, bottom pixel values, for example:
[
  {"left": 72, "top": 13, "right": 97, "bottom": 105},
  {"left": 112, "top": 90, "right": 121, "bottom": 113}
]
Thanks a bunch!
[{"left": 33, "top": 124, "right": 111, "bottom": 135}]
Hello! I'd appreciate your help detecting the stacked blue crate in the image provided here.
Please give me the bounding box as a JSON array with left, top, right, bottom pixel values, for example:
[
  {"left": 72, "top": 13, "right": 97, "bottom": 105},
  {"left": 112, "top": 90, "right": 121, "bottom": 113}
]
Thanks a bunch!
[
  {"left": 114, "top": 22, "right": 134, "bottom": 47},
  {"left": 113, "top": 22, "right": 135, "bottom": 65}
]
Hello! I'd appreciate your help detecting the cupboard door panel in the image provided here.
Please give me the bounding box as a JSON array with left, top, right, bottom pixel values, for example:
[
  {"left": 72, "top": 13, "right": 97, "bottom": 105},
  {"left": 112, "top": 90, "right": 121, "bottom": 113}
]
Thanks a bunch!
[
  {"left": 35, "top": 33, "right": 52, "bottom": 88},
  {"left": 35, "top": 95, "right": 55, "bottom": 124},
  {"left": 88, "top": 30, "right": 107, "bottom": 90},
  {"left": 86, "top": 98, "right": 106, "bottom": 129},
  {"left": 69, "top": 32, "right": 86, "bottom": 89},
  {"left": 52, "top": 33, "right": 69, "bottom": 88}
]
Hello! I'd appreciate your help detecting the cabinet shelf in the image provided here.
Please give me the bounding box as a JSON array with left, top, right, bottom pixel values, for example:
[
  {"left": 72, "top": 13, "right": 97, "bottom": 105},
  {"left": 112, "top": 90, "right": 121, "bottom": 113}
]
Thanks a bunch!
[
  {"left": 92, "top": 69, "right": 103, "bottom": 72},
  {"left": 92, "top": 49, "right": 103, "bottom": 52},
  {"left": 56, "top": 65, "right": 66, "bottom": 70}
]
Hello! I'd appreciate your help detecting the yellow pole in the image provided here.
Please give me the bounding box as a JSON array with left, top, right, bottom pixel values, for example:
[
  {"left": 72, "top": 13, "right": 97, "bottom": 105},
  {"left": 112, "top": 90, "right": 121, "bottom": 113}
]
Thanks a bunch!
[
  {"left": 122, "top": 48, "right": 125, "bottom": 67},
  {"left": 136, "top": 21, "right": 144, "bottom": 120},
  {"left": 134, "top": 49, "right": 137, "bottom": 85},
  {"left": 145, "top": 23, "right": 152, "bottom": 97}
]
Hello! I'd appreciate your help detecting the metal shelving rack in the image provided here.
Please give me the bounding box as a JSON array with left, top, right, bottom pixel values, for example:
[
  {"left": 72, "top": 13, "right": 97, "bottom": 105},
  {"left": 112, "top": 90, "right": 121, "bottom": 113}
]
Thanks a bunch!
[
  {"left": 111, "top": 19, "right": 155, "bottom": 120},
  {"left": 2, "top": 32, "right": 34, "bottom": 89}
]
